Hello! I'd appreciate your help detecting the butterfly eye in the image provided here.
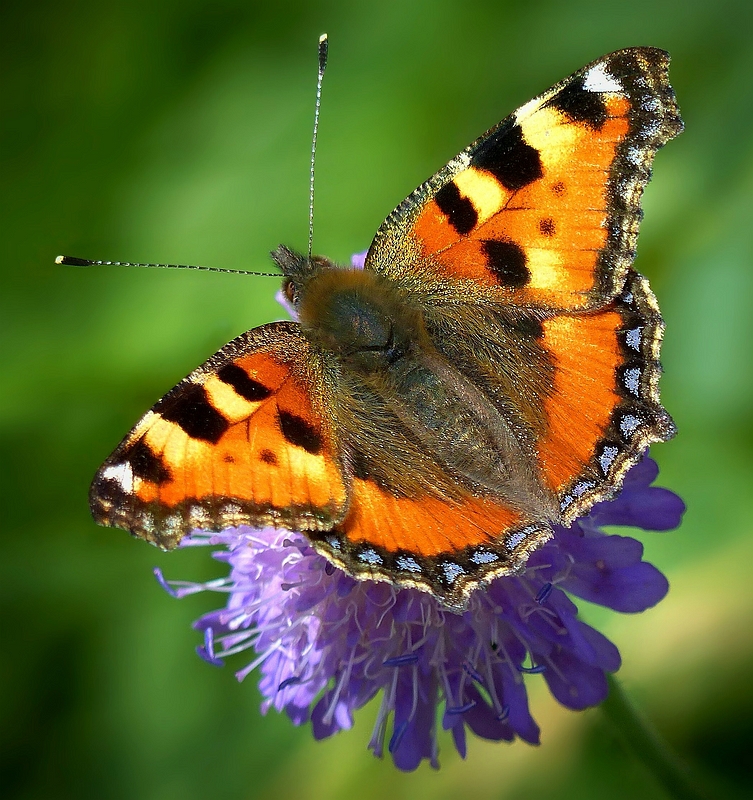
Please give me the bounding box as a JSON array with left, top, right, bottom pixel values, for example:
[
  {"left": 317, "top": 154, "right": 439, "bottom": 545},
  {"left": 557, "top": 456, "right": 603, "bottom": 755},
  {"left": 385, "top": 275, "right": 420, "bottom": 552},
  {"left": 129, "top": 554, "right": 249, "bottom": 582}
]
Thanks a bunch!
[{"left": 284, "top": 280, "right": 300, "bottom": 306}]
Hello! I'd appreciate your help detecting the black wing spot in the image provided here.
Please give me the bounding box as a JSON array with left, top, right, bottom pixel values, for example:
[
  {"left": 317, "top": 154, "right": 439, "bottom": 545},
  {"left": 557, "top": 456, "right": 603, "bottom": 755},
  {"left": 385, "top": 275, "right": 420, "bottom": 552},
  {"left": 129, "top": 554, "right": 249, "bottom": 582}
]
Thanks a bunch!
[
  {"left": 260, "top": 449, "right": 278, "bottom": 466},
  {"left": 471, "top": 121, "right": 543, "bottom": 191},
  {"left": 278, "top": 410, "right": 322, "bottom": 454},
  {"left": 482, "top": 239, "right": 530, "bottom": 287},
  {"left": 546, "top": 77, "right": 608, "bottom": 130},
  {"left": 128, "top": 439, "right": 172, "bottom": 484},
  {"left": 434, "top": 181, "right": 478, "bottom": 234},
  {"left": 539, "top": 217, "right": 556, "bottom": 236},
  {"left": 551, "top": 181, "right": 566, "bottom": 196},
  {"left": 218, "top": 363, "right": 273, "bottom": 402},
  {"left": 161, "top": 385, "right": 230, "bottom": 443}
]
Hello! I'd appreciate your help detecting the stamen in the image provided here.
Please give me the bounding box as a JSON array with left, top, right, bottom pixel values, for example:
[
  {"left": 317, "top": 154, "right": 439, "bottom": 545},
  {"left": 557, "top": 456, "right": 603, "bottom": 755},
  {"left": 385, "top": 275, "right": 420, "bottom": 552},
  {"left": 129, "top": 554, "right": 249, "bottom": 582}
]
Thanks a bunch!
[
  {"left": 409, "top": 665, "right": 420, "bottom": 721},
  {"left": 154, "top": 569, "right": 233, "bottom": 597},
  {"left": 278, "top": 675, "right": 302, "bottom": 690},
  {"left": 471, "top": 676, "right": 496, "bottom": 710},
  {"left": 536, "top": 582, "right": 554, "bottom": 604},
  {"left": 235, "top": 642, "right": 280, "bottom": 681},
  {"left": 204, "top": 627, "right": 216, "bottom": 658},
  {"left": 368, "top": 689, "right": 393, "bottom": 758},
  {"left": 496, "top": 705, "right": 510, "bottom": 722},
  {"left": 322, "top": 648, "right": 356, "bottom": 725},
  {"left": 281, "top": 536, "right": 308, "bottom": 550},
  {"left": 178, "top": 533, "right": 213, "bottom": 547},
  {"left": 388, "top": 720, "right": 408, "bottom": 753},
  {"left": 462, "top": 661, "right": 484, "bottom": 684},
  {"left": 211, "top": 633, "right": 257, "bottom": 659},
  {"left": 445, "top": 701, "right": 476, "bottom": 715},
  {"left": 518, "top": 662, "right": 547, "bottom": 674},
  {"left": 383, "top": 653, "right": 420, "bottom": 667},
  {"left": 153, "top": 567, "right": 179, "bottom": 598},
  {"left": 196, "top": 627, "right": 224, "bottom": 667}
]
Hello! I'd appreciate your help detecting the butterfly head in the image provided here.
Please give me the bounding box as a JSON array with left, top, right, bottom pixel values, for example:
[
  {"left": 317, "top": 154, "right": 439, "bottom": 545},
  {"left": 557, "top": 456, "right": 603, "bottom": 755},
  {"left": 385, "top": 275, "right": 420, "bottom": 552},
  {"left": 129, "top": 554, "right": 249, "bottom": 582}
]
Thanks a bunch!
[{"left": 271, "top": 244, "right": 330, "bottom": 308}]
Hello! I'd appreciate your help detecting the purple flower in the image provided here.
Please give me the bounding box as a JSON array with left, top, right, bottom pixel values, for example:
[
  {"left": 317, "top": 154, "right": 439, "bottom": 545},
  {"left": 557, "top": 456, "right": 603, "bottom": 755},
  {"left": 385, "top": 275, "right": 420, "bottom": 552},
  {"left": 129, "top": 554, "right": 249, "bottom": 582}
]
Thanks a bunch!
[
  {"left": 159, "top": 468, "right": 682, "bottom": 772},
  {"left": 155, "top": 254, "right": 685, "bottom": 770}
]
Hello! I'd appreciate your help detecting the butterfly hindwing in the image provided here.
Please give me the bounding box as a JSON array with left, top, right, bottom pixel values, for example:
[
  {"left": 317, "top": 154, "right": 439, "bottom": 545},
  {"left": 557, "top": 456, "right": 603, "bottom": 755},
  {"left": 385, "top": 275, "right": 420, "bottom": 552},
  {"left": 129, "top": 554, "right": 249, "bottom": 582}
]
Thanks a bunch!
[
  {"left": 90, "top": 322, "right": 348, "bottom": 548},
  {"left": 537, "top": 269, "right": 675, "bottom": 520},
  {"left": 307, "top": 476, "right": 552, "bottom": 608},
  {"left": 366, "top": 47, "right": 682, "bottom": 311},
  {"left": 409, "top": 266, "right": 674, "bottom": 566}
]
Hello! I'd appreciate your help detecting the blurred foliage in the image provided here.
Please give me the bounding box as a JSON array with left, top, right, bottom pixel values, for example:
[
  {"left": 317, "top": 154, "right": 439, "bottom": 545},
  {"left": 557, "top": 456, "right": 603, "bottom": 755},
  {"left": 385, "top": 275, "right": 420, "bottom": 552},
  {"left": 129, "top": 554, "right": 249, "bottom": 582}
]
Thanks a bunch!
[{"left": 1, "top": 0, "right": 752, "bottom": 798}]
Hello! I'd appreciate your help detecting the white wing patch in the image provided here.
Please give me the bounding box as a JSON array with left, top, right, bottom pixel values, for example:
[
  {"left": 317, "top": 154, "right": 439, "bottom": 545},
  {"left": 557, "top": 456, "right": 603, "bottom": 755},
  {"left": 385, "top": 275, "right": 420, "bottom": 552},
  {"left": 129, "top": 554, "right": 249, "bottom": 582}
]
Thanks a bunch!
[
  {"left": 103, "top": 463, "right": 135, "bottom": 492},
  {"left": 583, "top": 63, "right": 622, "bottom": 93}
]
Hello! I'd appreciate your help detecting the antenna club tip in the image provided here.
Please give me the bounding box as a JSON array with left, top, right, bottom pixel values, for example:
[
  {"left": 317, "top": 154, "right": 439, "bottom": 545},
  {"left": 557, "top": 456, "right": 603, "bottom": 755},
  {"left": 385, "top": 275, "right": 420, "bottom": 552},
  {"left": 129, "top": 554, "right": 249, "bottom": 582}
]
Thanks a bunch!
[
  {"left": 56, "top": 255, "right": 93, "bottom": 266},
  {"left": 318, "top": 33, "right": 328, "bottom": 69}
]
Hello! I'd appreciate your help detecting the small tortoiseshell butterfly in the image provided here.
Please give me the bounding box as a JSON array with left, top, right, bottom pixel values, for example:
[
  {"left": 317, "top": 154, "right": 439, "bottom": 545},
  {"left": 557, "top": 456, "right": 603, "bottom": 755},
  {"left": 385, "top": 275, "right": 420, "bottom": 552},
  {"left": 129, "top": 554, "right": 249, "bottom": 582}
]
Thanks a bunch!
[{"left": 89, "top": 47, "right": 682, "bottom": 608}]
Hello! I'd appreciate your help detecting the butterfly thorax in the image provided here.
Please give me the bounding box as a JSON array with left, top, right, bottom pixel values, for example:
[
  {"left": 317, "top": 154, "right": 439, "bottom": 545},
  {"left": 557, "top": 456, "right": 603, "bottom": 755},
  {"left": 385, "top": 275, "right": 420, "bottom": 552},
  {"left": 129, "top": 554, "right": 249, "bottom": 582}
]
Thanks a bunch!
[{"left": 297, "top": 264, "right": 422, "bottom": 370}]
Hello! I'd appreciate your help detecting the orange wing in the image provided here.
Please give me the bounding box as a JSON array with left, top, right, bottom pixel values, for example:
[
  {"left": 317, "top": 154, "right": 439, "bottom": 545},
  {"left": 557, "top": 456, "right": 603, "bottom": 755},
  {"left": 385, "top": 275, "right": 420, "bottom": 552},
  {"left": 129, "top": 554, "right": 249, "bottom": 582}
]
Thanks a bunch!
[
  {"left": 308, "top": 477, "right": 551, "bottom": 609},
  {"left": 366, "top": 48, "right": 682, "bottom": 311},
  {"left": 90, "top": 322, "right": 348, "bottom": 548},
  {"left": 536, "top": 270, "right": 675, "bottom": 520}
]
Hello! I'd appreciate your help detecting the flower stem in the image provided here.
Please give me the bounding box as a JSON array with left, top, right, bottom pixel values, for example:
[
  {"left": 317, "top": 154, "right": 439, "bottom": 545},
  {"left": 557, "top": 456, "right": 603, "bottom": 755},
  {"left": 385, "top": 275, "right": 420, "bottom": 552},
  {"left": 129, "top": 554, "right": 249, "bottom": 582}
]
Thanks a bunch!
[{"left": 602, "top": 674, "right": 711, "bottom": 800}]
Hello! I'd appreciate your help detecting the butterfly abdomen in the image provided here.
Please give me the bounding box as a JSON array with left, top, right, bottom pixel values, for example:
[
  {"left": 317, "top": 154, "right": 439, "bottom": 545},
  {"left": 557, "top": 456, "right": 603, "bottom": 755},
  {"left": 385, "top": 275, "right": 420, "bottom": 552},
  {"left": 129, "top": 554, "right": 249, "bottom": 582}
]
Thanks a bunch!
[{"left": 381, "top": 353, "right": 557, "bottom": 517}]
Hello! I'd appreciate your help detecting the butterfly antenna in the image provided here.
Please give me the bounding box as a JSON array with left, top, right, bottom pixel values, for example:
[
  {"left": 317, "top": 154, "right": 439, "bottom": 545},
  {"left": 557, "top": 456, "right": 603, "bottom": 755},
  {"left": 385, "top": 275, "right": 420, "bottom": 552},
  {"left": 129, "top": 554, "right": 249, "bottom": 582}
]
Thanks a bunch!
[
  {"left": 54, "top": 255, "right": 281, "bottom": 277},
  {"left": 308, "top": 33, "right": 329, "bottom": 262}
]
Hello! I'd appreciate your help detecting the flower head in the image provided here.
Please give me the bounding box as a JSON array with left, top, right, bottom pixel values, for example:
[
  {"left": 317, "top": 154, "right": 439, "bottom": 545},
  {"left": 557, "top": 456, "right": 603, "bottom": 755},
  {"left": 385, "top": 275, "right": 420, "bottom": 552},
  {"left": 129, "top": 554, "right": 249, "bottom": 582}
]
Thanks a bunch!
[{"left": 157, "top": 455, "right": 683, "bottom": 771}]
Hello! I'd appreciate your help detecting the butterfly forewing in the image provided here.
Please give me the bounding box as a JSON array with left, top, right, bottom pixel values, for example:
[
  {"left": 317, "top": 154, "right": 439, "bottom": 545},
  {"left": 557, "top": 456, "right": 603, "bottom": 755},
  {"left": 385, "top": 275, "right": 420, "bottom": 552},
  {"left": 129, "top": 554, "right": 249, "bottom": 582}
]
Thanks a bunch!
[
  {"left": 90, "top": 322, "right": 348, "bottom": 548},
  {"left": 366, "top": 47, "right": 682, "bottom": 311}
]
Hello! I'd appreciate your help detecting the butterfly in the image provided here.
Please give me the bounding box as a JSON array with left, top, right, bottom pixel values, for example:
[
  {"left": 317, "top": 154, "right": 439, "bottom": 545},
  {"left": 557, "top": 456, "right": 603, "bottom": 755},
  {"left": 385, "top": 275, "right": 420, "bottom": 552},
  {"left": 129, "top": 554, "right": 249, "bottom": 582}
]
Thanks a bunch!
[{"left": 90, "top": 47, "right": 682, "bottom": 609}]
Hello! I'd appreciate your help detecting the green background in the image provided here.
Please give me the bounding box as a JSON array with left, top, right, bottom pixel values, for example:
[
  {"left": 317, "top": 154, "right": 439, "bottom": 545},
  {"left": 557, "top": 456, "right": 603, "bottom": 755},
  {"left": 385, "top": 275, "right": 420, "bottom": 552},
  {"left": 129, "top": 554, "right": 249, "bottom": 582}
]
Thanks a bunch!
[{"left": 2, "top": 0, "right": 752, "bottom": 798}]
